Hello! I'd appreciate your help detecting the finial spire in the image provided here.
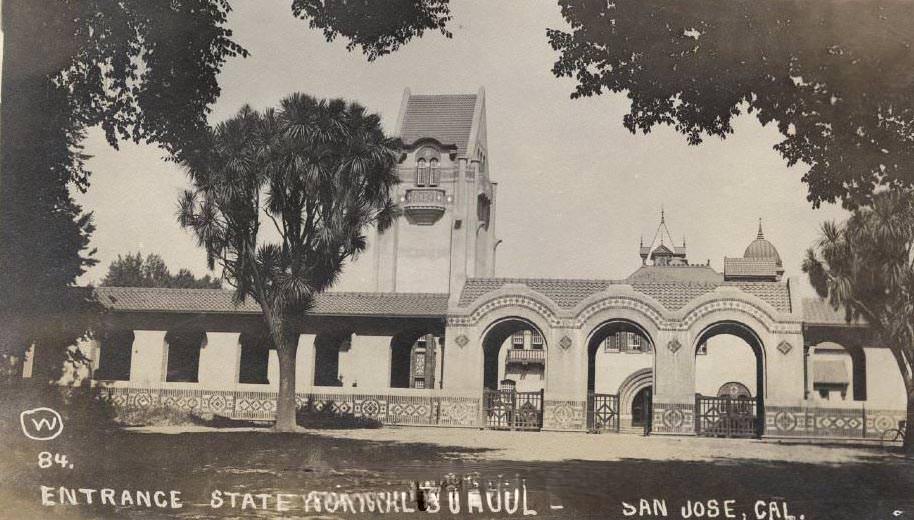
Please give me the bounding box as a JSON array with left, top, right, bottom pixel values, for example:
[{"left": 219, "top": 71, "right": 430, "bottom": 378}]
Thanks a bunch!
[
  {"left": 757, "top": 218, "right": 764, "bottom": 240},
  {"left": 660, "top": 205, "right": 665, "bottom": 224}
]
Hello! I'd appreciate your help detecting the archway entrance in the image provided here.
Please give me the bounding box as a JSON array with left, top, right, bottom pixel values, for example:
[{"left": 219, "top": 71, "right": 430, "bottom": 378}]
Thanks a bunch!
[
  {"left": 390, "top": 330, "right": 440, "bottom": 389},
  {"left": 481, "top": 318, "right": 546, "bottom": 431},
  {"left": 586, "top": 320, "right": 654, "bottom": 433},
  {"left": 631, "top": 386, "right": 652, "bottom": 431},
  {"left": 693, "top": 321, "right": 765, "bottom": 438}
]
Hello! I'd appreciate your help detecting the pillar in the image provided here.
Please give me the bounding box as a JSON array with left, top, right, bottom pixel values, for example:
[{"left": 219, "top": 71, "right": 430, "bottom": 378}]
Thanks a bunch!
[
  {"left": 198, "top": 332, "right": 240, "bottom": 389},
  {"left": 130, "top": 330, "right": 167, "bottom": 385}
]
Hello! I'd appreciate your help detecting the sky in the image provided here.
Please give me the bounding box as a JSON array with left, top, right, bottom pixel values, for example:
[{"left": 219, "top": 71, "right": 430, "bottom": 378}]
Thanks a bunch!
[{"left": 74, "top": 1, "right": 848, "bottom": 296}]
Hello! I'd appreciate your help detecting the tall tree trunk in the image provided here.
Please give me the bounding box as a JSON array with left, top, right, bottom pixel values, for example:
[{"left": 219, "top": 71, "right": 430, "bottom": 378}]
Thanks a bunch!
[{"left": 273, "top": 330, "right": 300, "bottom": 432}]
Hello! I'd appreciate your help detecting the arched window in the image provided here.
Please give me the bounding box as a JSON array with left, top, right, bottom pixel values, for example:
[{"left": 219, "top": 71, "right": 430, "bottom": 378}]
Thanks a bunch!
[
  {"left": 429, "top": 158, "right": 439, "bottom": 186},
  {"left": 416, "top": 158, "right": 429, "bottom": 186}
]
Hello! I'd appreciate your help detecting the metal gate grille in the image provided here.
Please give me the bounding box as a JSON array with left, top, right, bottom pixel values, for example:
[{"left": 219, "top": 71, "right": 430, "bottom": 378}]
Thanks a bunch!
[
  {"left": 483, "top": 389, "right": 543, "bottom": 431},
  {"left": 587, "top": 393, "right": 620, "bottom": 432},
  {"left": 695, "top": 395, "right": 760, "bottom": 438}
]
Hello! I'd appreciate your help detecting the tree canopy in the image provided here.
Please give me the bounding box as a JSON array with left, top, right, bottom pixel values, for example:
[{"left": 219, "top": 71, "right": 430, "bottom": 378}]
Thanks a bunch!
[
  {"left": 549, "top": 0, "right": 914, "bottom": 209},
  {"left": 101, "top": 252, "right": 221, "bottom": 289},
  {"left": 177, "top": 94, "right": 400, "bottom": 430}
]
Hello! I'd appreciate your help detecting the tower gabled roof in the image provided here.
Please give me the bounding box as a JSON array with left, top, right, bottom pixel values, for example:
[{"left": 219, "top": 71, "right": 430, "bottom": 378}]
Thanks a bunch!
[{"left": 398, "top": 91, "right": 480, "bottom": 156}]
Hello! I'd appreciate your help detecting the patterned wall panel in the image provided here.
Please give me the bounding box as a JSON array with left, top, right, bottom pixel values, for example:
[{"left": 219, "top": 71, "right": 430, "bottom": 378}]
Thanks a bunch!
[
  {"left": 436, "top": 397, "right": 480, "bottom": 427},
  {"left": 766, "top": 406, "right": 906, "bottom": 439},
  {"left": 542, "top": 400, "right": 586, "bottom": 431},
  {"left": 651, "top": 402, "right": 695, "bottom": 434},
  {"left": 233, "top": 390, "right": 278, "bottom": 420}
]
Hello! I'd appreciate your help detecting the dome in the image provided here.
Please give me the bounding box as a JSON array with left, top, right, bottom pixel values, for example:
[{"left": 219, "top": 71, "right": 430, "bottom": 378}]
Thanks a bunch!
[{"left": 743, "top": 221, "right": 782, "bottom": 266}]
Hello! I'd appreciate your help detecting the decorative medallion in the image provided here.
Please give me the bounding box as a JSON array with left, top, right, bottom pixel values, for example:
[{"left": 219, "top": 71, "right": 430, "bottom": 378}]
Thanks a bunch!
[
  {"left": 662, "top": 408, "right": 684, "bottom": 429},
  {"left": 667, "top": 338, "right": 682, "bottom": 354},
  {"left": 559, "top": 335, "right": 573, "bottom": 350},
  {"left": 455, "top": 334, "right": 469, "bottom": 348},
  {"left": 777, "top": 340, "right": 793, "bottom": 355},
  {"left": 774, "top": 411, "right": 798, "bottom": 432}
]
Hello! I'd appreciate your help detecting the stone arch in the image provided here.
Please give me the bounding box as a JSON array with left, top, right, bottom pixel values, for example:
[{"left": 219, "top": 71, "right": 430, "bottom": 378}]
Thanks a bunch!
[
  {"left": 618, "top": 368, "right": 653, "bottom": 429},
  {"left": 481, "top": 316, "right": 548, "bottom": 391},
  {"left": 584, "top": 318, "right": 656, "bottom": 394},
  {"left": 456, "top": 287, "right": 562, "bottom": 329},
  {"left": 574, "top": 294, "right": 667, "bottom": 333},
  {"left": 692, "top": 320, "right": 766, "bottom": 435}
]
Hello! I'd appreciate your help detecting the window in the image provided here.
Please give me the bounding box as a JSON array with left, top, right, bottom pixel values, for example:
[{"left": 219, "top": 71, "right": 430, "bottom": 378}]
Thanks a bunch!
[
  {"left": 429, "top": 159, "right": 439, "bottom": 186},
  {"left": 417, "top": 158, "right": 429, "bottom": 186},
  {"left": 531, "top": 330, "right": 544, "bottom": 350},
  {"left": 603, "top": 334, "right": 621, "bottom": 353},
  {"left": 512, "top": 331, "right": 525, "bottom": 349}
]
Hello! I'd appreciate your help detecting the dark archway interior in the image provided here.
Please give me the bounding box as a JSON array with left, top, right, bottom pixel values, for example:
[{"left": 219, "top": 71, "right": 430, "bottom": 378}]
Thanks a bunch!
[
  {"left": 96, "top": 329, "right": 134, "bottom": 381},
  {"left": 239, "top": 332, "right": 271, "bottom": 384},
  {"left": 587, "top": 321, "right": 653, "bottom": 392},
  {"left": 313, "top": 332, "right": 348, "bottom": 386},
  {"left": 481, "top": 319, "right": 544, "bottom": 391},
  {"left": 631, "top": 386, "right": 652, "bottom": 427},
  {"left": 695, "top": 321, "right": 765, "bottom": 431},
  {"left": 390, "top": 330, "right": 432, "bottom": 388},
  {"left": 164, "top": 329, "right": 205, "bottom": 382}
]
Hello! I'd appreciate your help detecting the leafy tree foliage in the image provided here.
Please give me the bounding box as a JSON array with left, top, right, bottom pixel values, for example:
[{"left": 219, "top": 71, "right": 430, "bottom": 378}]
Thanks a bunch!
[
  {"left": 0, "top": 0, "right": 451, "bottom": 376},
  {"left": 178, "top": 94, "right": 399, "bottom": 430},
  {"left": 549, "top": 0, "right": 914, "bottom": 209},
  {"left": 292, "top": 0, "right": 451, "bottom": 60},
  {"left": 803, "top": 191, "right": 914, "bottom": 453},
  {"left": 101, "top": 253, "right": 221, "bottom": 289}
]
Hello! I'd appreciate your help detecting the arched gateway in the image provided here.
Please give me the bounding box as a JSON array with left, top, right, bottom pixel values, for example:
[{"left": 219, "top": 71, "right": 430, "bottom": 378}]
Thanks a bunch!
[{"left": 480, "top": 317, "right": 547, "bottom": 431}]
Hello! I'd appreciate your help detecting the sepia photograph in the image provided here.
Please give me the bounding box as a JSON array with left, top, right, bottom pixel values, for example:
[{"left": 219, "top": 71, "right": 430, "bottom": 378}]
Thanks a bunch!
[{"left": 1, "top": 1, "right": 914, "bottom": 518}]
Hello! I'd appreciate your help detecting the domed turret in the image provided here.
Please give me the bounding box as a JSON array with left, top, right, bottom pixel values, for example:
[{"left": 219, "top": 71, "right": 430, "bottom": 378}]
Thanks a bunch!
[{"left": 743, "top": 219, "right": 781, "bottom": 266}]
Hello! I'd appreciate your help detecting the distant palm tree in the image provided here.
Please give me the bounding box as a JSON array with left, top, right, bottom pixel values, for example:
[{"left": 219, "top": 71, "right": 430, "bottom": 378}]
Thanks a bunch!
[
  {"left": 803, "top": 190, "right": 914, "bottom": 454},
  {"left": 178, "top": 94, "right": 399, "bottom": 431}
]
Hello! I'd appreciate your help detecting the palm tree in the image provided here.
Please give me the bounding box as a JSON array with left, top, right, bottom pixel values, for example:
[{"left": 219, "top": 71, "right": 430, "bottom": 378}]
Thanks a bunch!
[
  {"left": 178, "top": 94, "right": 399, "bottom": 431},
  {"left": 803, "top": 190, "right": 914, "bottom": 453}
]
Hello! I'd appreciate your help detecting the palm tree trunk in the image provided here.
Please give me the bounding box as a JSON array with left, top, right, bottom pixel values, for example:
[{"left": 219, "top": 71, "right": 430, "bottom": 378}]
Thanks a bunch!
[{"left": 273, "top": 330, "right": 299, "bottom": 432}]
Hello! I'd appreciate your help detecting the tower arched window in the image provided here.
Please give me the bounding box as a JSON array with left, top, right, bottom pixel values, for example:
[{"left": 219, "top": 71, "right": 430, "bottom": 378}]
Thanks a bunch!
[
  {"left": 417, "top": 158, "right": 429, "bottom": 186},
  {"left": 429, "top": 158, "right": 439, "bottom": 186}
]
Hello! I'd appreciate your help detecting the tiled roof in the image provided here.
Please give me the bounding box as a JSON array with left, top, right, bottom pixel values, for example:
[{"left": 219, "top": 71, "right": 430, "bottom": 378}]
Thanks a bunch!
[
  {"left": 802, "top": 298, "right": 866, "bottom": 326},
  {"left": 813, "top": 359, "right": 850, "bottom": 385},
  {"left": 399, "top": 94, "right": 477, "bottom": 156},
  {"left": 627, "top": 265, "right": 723, "bottom": 284},
  {"left": 457, "top": 272, "right": 792, "bottom": 313},
  {"left": 95, "top": 287, "right": 449, "bottom": 318},
  {"left": 723, "top": 257, "right": 780, "bottom": 278}
]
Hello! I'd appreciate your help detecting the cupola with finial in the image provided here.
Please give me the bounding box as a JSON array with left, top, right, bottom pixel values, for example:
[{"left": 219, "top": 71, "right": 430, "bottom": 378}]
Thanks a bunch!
[
  {"left": 723, "top": 218, "right": 784, "bottom": 281},
  {"left": 640, "top": 207, "right": 688, "bottom": 266}
]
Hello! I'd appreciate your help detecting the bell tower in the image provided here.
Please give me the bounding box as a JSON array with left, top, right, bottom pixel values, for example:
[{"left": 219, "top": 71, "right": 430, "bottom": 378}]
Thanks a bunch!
[{"left": 374, "top": 88, "right": 497, "bottom": 295}]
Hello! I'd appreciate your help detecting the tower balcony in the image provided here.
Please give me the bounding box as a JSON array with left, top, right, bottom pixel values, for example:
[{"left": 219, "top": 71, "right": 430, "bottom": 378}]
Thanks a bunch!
[
  {"left": 506, "top": 349, "right": 546, "bottom": 366},
  {"left": 402, "top": 188, "right": 448, "bottom": 225}
]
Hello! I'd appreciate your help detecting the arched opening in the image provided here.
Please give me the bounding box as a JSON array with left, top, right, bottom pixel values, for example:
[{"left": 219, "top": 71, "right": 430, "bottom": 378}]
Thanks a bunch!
[
  {"left": 481, "top": 318, "right": 547, "bottom": 430},
  {"left": 390, "top": 330, "right": 441, "bottom": 389},
  {"left": 631, "top": 386, "right": 652, "bottom": 428},
  {"left": 482, "top": 318, "right": 546, "bottom": 392},
  {"left": 586, "top": 320, "right": 654, "bottom": 433},
  {"left": 239, "top": 331, "right": 271, "bottom": 385},
  {"left": 694, "top": 321, "right": 765, "bottom": 438},
  {"left": 809, "top": 342, "right": 865, "bottom": 401},
  {"left": 95, "top": 330, "right": 134, "bottom": 381},
  {"left": 164, "top": 329, "right": 205, "bottom": 383},
  {"left": 313, "top": 332, "right": 349, "bottom": 387}
]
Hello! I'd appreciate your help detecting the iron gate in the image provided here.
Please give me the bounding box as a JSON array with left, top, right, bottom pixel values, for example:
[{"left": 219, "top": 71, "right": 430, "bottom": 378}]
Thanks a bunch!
[
  {"left": 695, "top": 395, "right": 760, "bottom": 438},
  {"left": 587, "top": 393, "right": 620, "bottom": 432},
  {"left": 483, "top": 389, "right": 543, "bottom": 431}
]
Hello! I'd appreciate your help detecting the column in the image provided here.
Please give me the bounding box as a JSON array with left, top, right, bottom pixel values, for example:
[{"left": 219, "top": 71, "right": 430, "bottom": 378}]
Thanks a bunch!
[
  {"left": 198, "top": 332, "right": 240, "bottom": 390},
  {"left": 130, "top": 330, "right": 167, "bottom": 385}
]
